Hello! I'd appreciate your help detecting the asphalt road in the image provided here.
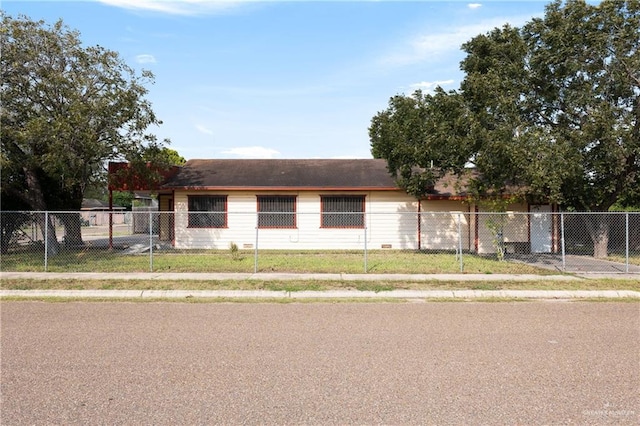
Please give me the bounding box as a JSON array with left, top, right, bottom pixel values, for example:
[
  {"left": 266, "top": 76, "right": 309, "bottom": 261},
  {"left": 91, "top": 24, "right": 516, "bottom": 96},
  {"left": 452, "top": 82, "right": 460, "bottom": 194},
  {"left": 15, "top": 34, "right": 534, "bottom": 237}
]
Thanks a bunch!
[{"left": 2, "top": 302, "right": 639, "bottom": 425}]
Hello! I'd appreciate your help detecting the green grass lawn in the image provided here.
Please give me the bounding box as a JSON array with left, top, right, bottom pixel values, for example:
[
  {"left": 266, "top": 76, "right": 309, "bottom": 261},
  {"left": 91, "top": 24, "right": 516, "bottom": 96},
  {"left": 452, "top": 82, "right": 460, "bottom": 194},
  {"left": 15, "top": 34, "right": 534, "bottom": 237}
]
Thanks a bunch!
[
  {"left": 607, "top": 254, "right": 640, "bottom": 266},
  {"left": 0, "top": 248, "right": 557, "bottom": 274},
  {"left": 3, "top": 249, "right": 639, "bottom": 293},
  {"left": 2, "top": 277, "right": 639, "bottom": 292}
]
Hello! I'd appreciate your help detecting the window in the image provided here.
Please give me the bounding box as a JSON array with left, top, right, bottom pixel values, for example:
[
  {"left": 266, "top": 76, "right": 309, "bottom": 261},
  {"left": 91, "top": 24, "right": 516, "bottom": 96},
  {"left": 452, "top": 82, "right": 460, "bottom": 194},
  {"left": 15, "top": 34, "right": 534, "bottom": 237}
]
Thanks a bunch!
[
  {"left": 257, "top": 195, "right": 296, "bottom": 228},
  {"left": 188, "top": 195, "right": 227, "bottom": 228},
  {"left": 321, "top": 195, "right": 365, "bottom": 228}
]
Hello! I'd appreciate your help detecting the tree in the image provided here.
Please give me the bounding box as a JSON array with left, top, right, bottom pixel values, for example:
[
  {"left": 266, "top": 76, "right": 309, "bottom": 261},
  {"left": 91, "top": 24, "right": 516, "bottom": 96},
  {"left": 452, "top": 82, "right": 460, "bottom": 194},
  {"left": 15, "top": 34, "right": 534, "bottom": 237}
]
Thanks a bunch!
[
  {"left": 370, "top": 0, "right": 639, "bottom": 258},
  {"left": 108, "top": 147, "right": 187, "bottom": 209},
  {"left": 151, "top": 147, "right": 186, "bottom": 167},
  {"left": 370, "top": 88, "right": 473, "bottom": 197},
  {"left": 1, "top": 14, "right": 171, "bottom": 253}
]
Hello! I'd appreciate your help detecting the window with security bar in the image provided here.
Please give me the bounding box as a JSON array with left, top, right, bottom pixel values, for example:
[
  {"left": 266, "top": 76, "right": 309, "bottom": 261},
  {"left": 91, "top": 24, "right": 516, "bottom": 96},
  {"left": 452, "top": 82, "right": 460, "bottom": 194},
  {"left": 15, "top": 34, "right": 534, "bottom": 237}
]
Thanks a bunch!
[
  {"left": 321, "top": 195, "right": 365, "bottom": 228},
  {"left": 257, "top": 195, "right": 296, "bottom": 228},
  {"left": 188, "top": 195, "right": 227, "bottom": 228}
]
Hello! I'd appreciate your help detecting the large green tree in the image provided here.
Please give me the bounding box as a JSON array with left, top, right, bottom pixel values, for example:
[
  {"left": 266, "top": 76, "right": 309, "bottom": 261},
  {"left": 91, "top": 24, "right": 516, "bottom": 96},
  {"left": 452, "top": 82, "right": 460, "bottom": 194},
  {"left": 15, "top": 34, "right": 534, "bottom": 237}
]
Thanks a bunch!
[
  {"left": 1, "top": 14, "right": 172, "bottom": 253},
  {"left": 370, "top": 0, "right": 639, "bottom": 258}
]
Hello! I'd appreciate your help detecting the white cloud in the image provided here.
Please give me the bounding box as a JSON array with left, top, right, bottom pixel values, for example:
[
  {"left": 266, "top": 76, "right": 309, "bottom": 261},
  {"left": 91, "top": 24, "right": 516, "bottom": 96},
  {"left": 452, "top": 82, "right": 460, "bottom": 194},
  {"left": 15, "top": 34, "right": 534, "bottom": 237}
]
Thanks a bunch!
[
  {"left": 409, "top": 79, "right": 455, "bottom": 92},
  {"left": 468, "top": 3, "right": 482, "bottom": 10},
  {"left": 98, "top": 0, "right": 248, "bottom": 16},
  {"left": 195, "top": 124, "right": 214, "bottom": 135},
  {"left": 135, "top": 54, "right": 156, "bottom": 64},
  {"left": 380, "top": 15, "right": 535, "bottom": 67},
  {"left": 221, "top": 146, "right": 281, "bottom": 159}
]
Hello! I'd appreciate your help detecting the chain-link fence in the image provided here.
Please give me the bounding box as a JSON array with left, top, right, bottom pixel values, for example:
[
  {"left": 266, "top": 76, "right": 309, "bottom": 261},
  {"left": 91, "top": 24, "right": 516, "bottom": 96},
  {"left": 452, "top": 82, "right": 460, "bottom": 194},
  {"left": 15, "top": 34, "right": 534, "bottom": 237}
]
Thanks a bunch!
[{"left": 1, "top": 210, "right": 638, "bottom": 274}]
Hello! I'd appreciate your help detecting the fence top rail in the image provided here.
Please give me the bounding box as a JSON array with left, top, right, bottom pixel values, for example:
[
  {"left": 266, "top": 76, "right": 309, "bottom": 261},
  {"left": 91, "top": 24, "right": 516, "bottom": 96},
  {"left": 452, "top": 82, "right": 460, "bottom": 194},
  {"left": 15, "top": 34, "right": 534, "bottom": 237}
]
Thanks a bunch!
[{"left": 1, "top": 210, "right": 639, "bottom": 215}]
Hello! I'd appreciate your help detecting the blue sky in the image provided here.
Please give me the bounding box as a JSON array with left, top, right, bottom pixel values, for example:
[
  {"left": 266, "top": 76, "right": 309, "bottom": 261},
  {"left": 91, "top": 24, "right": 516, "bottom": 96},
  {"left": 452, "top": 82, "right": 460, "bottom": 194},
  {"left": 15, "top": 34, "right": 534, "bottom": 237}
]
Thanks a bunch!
[{"left": 5, "top": 1, "right": 551, "bottom": 160}]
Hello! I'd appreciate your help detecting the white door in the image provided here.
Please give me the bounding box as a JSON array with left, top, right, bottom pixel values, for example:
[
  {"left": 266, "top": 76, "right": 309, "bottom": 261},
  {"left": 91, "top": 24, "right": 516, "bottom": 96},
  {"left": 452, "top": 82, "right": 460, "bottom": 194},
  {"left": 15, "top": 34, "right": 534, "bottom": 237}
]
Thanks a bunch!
[{"left": 530, "top": 205, "right": 552, "bottom": 253}]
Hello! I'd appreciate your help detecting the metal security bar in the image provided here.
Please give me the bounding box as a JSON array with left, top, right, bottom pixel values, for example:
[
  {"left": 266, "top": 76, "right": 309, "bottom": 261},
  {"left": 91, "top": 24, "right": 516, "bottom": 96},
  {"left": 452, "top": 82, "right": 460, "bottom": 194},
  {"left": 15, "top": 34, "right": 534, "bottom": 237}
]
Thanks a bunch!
[{"left": 1, "top": 210, "right": 638, "bottom": 274}]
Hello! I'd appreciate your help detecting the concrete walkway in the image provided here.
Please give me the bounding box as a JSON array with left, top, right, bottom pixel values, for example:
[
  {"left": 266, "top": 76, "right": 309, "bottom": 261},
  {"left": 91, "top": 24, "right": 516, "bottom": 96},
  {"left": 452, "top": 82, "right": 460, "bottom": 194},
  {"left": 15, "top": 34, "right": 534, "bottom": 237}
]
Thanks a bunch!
[
  {"left": 2, "top": 288, "right": 639, "bottom": 300},
  {"left": 1, "top": 271, "right": 639, "bottom": 300}
]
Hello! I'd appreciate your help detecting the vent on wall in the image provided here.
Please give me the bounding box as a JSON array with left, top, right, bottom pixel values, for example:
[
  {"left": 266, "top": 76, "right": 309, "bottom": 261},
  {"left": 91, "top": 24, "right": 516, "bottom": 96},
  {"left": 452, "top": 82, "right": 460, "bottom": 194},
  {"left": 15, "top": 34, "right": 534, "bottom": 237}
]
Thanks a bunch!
[
  {"left": 243, "top": 244, "right": 254, "bottom": 249},
  {"left": 381, "top": 244, "right": 392, "bottom": 249}
]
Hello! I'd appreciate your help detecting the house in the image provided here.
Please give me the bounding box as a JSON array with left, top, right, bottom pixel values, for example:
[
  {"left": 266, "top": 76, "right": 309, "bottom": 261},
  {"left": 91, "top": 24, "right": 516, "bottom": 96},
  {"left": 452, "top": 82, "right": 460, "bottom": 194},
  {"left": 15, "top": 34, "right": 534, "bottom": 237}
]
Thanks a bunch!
[
  {"left": 150, "top": 159, "right": 557, "bottom": 254},
  {"left": 81, "top": 198, "right": 126, "bottom": 226}
]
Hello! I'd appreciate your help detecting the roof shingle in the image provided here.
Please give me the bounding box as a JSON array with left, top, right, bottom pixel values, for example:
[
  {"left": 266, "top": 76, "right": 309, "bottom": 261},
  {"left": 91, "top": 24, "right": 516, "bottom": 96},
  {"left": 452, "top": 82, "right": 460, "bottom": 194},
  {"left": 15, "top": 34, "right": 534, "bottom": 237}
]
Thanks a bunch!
[
  {"left": 162, "top": 159, "right": 400, "bottom": 190},
  {"left": 161, "top": 158, "right": 472, "bottom": 198}
]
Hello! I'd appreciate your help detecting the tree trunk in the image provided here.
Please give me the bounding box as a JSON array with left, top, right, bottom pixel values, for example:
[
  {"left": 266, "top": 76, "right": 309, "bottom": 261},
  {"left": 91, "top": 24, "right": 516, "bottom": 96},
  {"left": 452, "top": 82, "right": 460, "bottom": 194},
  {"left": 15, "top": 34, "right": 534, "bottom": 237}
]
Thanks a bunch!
[
  {"left": 22, "top": 168, "right": 60, "bottom": 256},
  {"left": 36, "top": 213, "right": 60, "bottom": 257},
  {"left": 0, "top": 213, "right": 29, "bottom": 254},
  {"left": 583, "top": 215, "right": 610, "bottom": 259},
  {"left": 57, "top": 212, "right": 84, "bottom": 247}
]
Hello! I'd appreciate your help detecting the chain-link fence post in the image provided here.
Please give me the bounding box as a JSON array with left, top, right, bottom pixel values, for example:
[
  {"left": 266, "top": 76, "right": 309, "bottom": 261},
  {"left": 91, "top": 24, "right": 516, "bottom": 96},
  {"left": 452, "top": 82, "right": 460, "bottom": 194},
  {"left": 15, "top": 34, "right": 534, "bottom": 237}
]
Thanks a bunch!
[
  {"left": 149, "top": 210, "right": 154, "bottom": 272},
  {"left": 254, "top": 213, "right": 259, "bottom": 274},
  {"left": 364, "top": 225, "right": 368, "bottom": 273},
  {"left": 560, "top": 212, "right": 566, "bottom": 272},
  {"left": 458, "top": 212, "right": 464, "bottom": 272},
  {"left": 44, "top": 211, "right": 48, "bottom": 272},
  {"left": 625, "top": 212, "right": 630, "bottom": 273}
]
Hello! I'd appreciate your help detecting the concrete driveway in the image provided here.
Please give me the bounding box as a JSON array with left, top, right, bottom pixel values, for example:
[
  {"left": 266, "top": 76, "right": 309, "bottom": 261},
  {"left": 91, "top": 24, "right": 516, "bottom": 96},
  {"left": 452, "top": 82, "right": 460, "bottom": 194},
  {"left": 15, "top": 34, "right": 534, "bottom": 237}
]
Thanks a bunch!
[{"left": 508, "top": 253, "right": 640, "bottom": 275}]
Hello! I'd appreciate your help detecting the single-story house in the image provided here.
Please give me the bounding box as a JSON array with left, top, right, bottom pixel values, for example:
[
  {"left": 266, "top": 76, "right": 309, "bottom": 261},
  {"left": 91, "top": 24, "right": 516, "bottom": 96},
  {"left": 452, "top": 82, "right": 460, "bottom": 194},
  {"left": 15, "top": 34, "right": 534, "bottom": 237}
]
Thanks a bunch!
[
  {"left": 149, "top": 159, "right": 558, "bottom": 254},
  {"left": 81, "top": 199, "right": 126, "bottom": 226}
]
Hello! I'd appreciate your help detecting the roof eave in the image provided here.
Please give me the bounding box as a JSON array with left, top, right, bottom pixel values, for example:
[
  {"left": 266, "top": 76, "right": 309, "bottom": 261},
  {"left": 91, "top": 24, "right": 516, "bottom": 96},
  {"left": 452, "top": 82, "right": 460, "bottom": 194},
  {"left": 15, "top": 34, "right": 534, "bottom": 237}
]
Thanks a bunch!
[
  {"left": 421, "top": 195, "right": 470, "bottom": 201},
  {"left": 161, "top": 186, "right": 403, "bottom": 192}
]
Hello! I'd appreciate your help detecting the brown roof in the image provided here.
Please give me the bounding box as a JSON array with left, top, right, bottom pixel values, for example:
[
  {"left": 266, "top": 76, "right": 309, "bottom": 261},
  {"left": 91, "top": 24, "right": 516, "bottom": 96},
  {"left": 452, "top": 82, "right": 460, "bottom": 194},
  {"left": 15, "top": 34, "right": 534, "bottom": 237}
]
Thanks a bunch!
[
  {"left": 162, "top": 159, "right": 400, "bottom": 190},
  {"left": 427, "top": 171, "right": 473, "bottom": 199},
  {"left": 160, "top": 158, "right": 473, "bottom": 198}
]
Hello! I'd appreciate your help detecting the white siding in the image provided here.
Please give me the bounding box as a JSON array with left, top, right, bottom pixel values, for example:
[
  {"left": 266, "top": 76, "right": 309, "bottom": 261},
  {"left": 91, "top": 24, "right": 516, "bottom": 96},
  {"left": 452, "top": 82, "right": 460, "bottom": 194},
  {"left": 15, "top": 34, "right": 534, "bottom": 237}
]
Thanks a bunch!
[
  {"left": 173, "top": 190, "right": 419, "bottom": 250},
  {"left": 476, "top": 203, "right": 530, "bottom": 254},
  {"left": 420, "top": 200, "right": 471, "bottom": 251},
  {"left": 366, "top": 192, "right": 420, "bottom": 250},
  {"left": 173, "top": 193, "right": 552, "bottom": 253}
]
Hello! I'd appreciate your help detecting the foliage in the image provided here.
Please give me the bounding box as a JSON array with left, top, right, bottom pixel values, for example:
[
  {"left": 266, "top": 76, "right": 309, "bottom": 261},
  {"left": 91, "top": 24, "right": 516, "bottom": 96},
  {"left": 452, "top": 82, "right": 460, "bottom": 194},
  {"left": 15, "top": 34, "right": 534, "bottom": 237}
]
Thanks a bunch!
[
  {"left": 370, "top": 88, "right": 473, "bottom": 198},
  {"left": 609, "top": 202, "right": 640, "bottom": 212},
  {"left": 111, "top": 192, "right": 136, "bottom": 210},
  {"left": 370, "top": 0, "right": 639, "bottom": 210},
  {"left": 106, "top": 147, "right": 186, "bottom": 209},
  {"left": 370, "top": 0, "right": 639, "bottom": 257},
  {"left": 229, "top": 242, "right": 241, "bottom": 261},
  {"left": 478, "top": 197, "right": 519, "bottom": 261},
  {"left": 149, "top": 147, "right": 186, "bottom": 167},
  {"left": 1, "top": 14, "right": 173, "bottom": 249}
]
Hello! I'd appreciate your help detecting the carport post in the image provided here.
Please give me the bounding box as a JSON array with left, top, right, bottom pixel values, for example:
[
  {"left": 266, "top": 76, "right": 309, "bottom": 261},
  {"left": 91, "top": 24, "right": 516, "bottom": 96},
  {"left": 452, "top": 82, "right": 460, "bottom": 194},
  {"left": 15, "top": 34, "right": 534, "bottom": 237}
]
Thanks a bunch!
[
  {"left": 560, "top": 212, "right": 566, "bottom": 272},
  {"left": 625, "top": 213, "right": 629, "bottom": 273}
]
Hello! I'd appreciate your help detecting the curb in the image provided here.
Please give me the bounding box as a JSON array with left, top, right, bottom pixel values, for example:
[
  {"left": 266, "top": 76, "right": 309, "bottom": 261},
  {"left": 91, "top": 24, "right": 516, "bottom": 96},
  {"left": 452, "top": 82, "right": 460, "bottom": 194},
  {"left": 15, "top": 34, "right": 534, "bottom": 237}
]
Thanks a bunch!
[{"left": 2, "top": 289, "right": 639, "bottom": 300}]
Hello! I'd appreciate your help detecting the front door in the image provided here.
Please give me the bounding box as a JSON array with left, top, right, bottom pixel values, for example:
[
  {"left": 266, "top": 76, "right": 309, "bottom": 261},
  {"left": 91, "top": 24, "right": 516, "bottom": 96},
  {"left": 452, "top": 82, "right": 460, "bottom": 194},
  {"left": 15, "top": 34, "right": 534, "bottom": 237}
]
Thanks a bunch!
[{"left": 530, "top": 205, "right": 552, "bottom": 253}]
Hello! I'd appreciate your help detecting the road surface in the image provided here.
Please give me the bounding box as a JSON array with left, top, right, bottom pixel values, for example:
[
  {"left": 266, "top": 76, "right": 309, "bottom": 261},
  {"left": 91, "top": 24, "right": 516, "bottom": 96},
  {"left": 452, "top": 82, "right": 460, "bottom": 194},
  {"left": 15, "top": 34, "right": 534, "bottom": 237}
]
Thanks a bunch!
[{"left": 2, "top": 302, "right": 638, "bottom": 424}]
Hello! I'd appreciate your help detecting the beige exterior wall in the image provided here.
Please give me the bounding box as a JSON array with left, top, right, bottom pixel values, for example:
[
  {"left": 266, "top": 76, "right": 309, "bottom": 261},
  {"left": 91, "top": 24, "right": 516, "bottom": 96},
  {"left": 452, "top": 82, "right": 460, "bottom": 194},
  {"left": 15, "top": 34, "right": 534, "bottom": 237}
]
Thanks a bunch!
[
  {"left": 420, "top": 200, "right": 472, "bottom": 251},
  {"left": 171, "top": 191, "right": 550, "bottom": 253},
  {"left": 475, "top": 202, "right": 530, "bottom": 254},
  {"left": 80, "top": 211, "right": 126, "bottom": 226},
  {"left": 172, "top": 190, "right": 419, "bottom": 250}
]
